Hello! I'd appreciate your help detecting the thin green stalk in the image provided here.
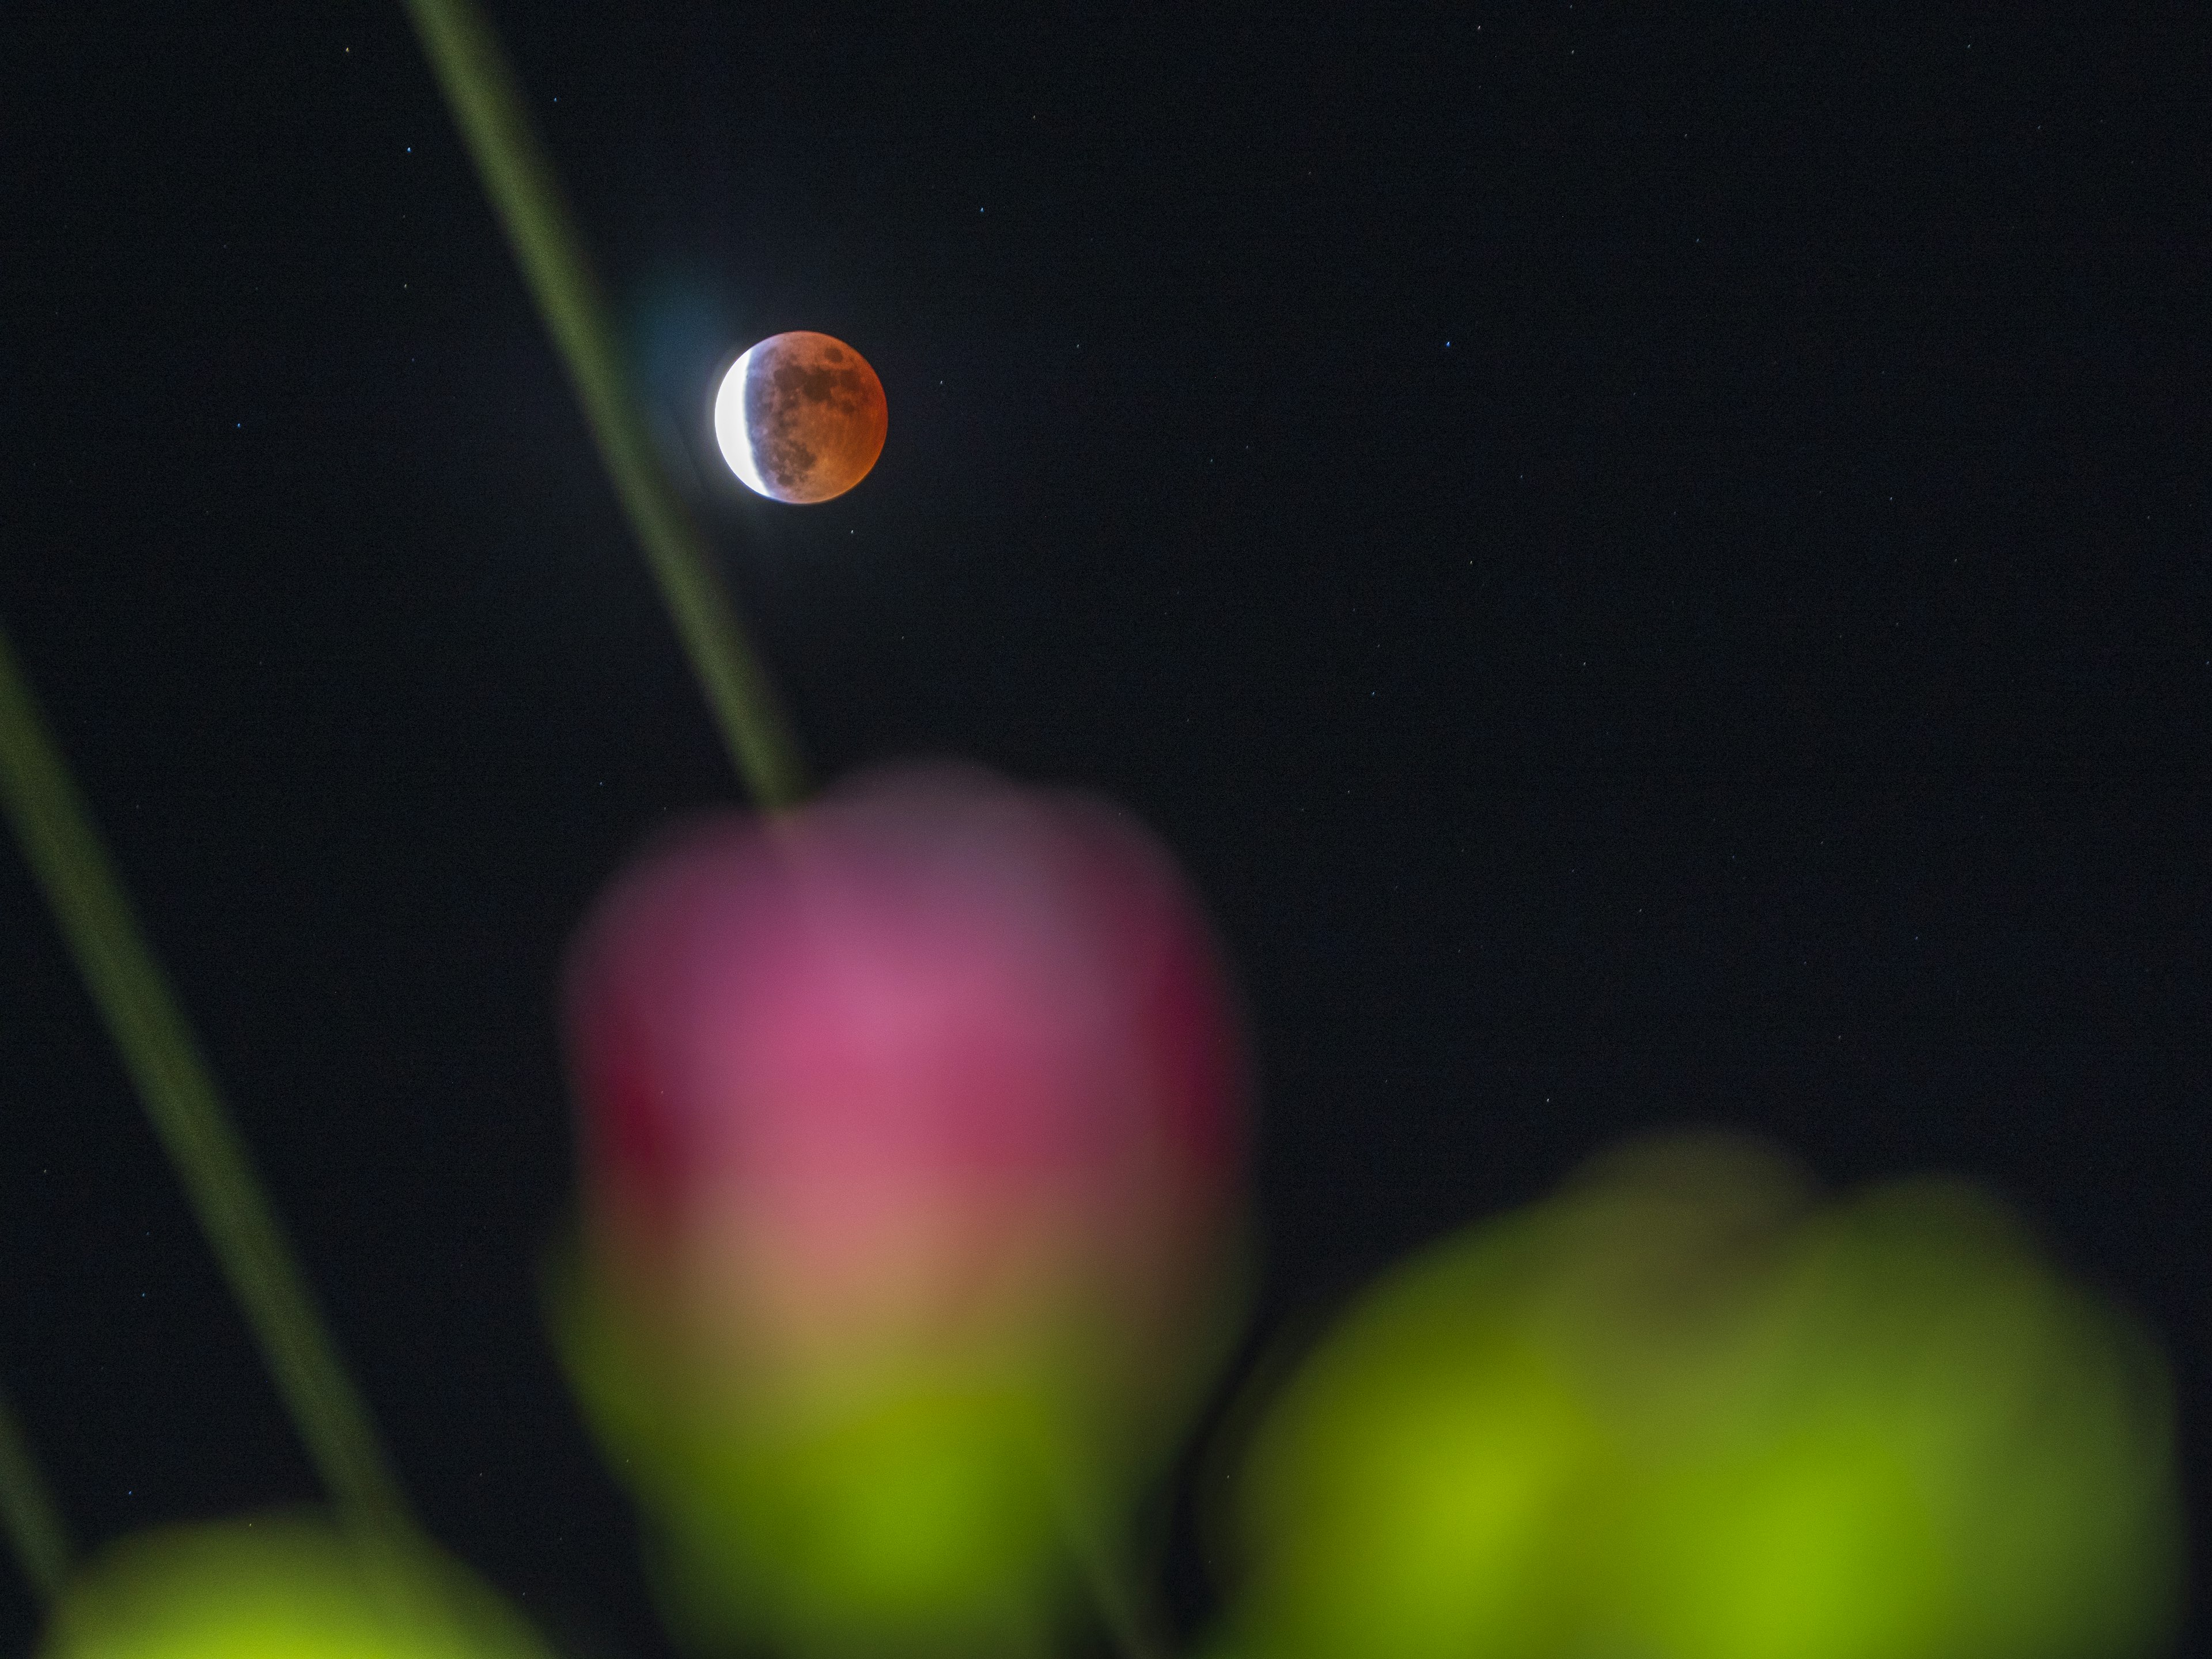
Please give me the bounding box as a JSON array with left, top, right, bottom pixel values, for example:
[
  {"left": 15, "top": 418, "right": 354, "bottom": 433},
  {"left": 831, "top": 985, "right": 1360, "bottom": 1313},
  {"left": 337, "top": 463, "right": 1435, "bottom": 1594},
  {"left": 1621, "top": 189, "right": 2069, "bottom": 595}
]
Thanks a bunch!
[
  {"left": 1059, "top": 1508, "right": 1166, "bottom": 1659},
  {"left": 402, "top": 0, "right": 809, "bottom": 811},
  {"left": 0, "top": 622, "right": 410, "bottom": 1539},
  {"left": 0, "top": 1382, "right": 69, "bottom": 1607}
]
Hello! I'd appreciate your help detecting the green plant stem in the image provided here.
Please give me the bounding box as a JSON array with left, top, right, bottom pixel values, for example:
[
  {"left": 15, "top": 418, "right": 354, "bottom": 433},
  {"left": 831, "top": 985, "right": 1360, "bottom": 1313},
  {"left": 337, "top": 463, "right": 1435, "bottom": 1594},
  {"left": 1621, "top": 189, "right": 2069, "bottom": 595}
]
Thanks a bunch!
[
  {"left": 0, "top": 1382, "right": 69, "bottom": 1607},
  {"left": 402, "top": 0, "right": 809, "bottom": 811},
  {"left": 1062, "top": 1516, "right": 1166, "bottom": 1659},
  {"left": 0, "top": 622, "right": 410, "bottom": 1540}
]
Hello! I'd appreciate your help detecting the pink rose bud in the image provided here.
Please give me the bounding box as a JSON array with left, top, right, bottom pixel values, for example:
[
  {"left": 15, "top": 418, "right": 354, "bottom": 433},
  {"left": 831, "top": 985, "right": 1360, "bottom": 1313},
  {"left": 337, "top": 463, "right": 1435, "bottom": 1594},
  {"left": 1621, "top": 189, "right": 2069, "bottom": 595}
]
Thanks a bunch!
[{"left": 555, "top": 763, "right": 1249, "bottom": 1654}]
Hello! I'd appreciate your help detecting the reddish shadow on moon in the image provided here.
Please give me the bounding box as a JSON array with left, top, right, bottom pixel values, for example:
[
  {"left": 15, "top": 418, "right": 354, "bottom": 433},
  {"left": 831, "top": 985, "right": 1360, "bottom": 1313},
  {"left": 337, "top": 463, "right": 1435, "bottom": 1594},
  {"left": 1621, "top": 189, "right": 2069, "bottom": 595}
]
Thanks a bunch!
[{"left": 713, "top": 332, "right": 888, "bottom": 504}]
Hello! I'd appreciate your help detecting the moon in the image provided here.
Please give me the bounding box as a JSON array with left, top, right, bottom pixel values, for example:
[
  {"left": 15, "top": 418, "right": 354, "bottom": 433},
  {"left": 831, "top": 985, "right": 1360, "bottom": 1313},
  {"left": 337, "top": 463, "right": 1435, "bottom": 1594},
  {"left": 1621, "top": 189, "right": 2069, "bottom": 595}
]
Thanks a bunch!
[{"left": 713, "top": 331, "right": 888, "bottom": 504}]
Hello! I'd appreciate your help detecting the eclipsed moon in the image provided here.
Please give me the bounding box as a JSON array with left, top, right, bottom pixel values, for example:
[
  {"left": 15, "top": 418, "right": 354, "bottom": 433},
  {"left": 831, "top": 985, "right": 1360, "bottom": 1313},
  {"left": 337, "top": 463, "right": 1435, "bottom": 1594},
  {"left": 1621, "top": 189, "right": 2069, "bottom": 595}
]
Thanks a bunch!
[{"left": 713, "top": 331, "right": 888, "bottom": 504}]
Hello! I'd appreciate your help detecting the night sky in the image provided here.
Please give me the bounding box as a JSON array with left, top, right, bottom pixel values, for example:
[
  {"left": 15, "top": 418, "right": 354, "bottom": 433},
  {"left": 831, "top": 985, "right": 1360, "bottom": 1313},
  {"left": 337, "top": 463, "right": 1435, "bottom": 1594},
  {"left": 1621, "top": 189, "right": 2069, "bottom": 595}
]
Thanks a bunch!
[{"left": 3, "top": 5, "right": 2206, "bottom": 1656}]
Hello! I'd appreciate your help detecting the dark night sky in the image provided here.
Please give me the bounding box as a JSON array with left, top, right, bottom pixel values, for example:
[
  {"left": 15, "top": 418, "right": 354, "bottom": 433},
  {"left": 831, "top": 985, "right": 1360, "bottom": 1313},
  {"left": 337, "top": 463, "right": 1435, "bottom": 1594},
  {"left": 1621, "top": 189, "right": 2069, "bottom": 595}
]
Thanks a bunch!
[{"left": 2, "top": 5, "right": 2207, "bottom": 1656}]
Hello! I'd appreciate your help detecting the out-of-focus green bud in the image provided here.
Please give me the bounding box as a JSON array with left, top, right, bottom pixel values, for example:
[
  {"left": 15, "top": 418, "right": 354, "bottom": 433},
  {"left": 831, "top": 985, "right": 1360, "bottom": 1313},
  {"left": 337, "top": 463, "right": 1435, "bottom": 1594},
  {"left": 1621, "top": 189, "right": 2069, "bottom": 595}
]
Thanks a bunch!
[
  {"left": 1222, "top": 1214, "right": 1610, "bottom": 1659},
  {"left": 1221, "top": 1137, "right": 1810, "bottom": 1659},
  {"left": 37, "top": 1514, "right": 553, "bottom": 1659},
  {"left": 1628, "top": 1179, "right": 2184, "bottom": 1659},
  {"left": 556, "top": 1262, "right": 1166, "bottom": 1658},
  {"left": 1217, "top": 1135, "right": 2183, "bottom": 1659}
]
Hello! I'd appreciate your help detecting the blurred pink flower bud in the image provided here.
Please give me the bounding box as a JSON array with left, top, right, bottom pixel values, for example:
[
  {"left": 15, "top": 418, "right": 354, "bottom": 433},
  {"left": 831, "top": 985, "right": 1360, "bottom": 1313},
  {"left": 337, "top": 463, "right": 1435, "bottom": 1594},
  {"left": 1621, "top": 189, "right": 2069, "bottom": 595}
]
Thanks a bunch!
[
  {"left": 566, "top": 762, "right": 1245, "bottom": 1365},
  {"left": 554, "top": 763, "right": 1249, "bottom": 1653}
]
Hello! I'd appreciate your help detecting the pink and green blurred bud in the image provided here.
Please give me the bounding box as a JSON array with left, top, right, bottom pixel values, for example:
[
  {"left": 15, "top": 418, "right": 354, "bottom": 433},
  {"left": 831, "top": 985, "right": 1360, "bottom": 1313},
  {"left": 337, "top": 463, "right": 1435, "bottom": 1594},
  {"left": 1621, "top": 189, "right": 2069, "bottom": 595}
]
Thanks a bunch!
[
  {"left": 36, "top": 1515, "right": 552, "bottom": 1659},
  {"left": 1216, "top": 1135, "right": 2181, "bottom": 1659},
  {"left": 554, "top": 763, "right": 1250, "bottom": 1656}
]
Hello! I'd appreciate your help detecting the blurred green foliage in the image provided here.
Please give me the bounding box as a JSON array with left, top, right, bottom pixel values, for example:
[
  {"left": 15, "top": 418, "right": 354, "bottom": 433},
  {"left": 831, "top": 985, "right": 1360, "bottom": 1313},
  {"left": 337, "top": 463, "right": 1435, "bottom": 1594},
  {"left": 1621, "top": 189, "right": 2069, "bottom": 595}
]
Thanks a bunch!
[
  {"left": 36, "top": 1517, "right": 552, "bottom": 1659},
  {"left": 554, "top": 1244, "right": 1212, "bottom": 1659},
  {"left": 1217, "top": 1135, "right": 2182, "bottom": 1659}
]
